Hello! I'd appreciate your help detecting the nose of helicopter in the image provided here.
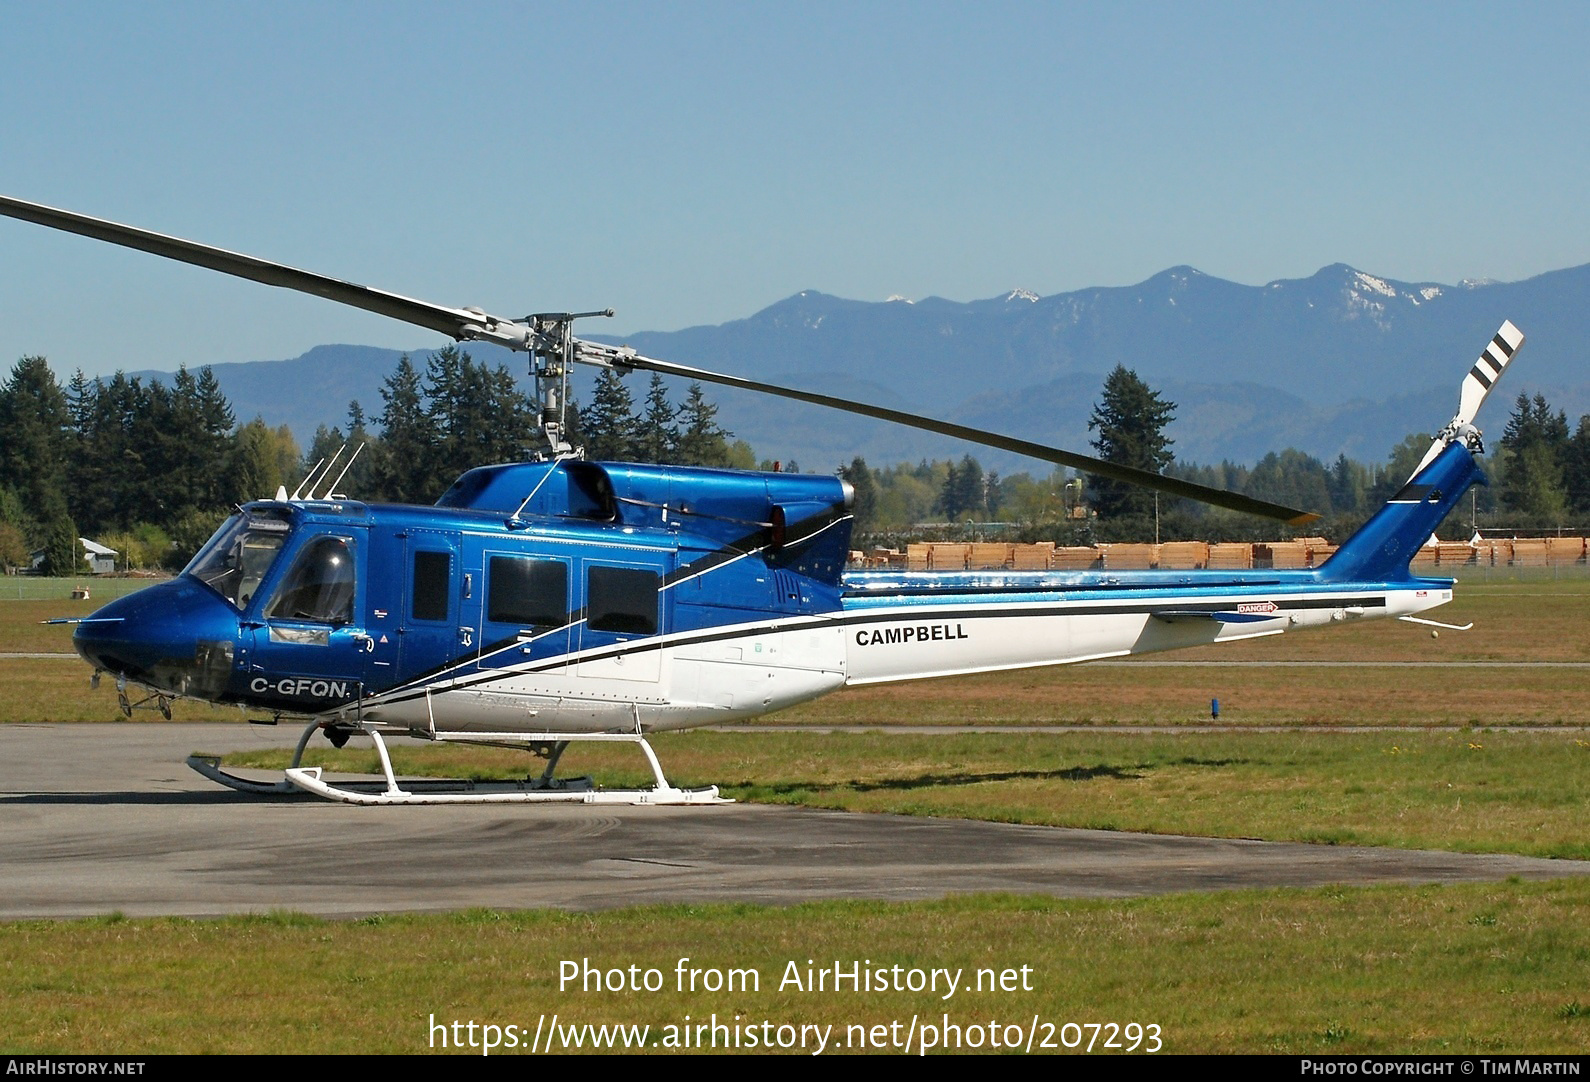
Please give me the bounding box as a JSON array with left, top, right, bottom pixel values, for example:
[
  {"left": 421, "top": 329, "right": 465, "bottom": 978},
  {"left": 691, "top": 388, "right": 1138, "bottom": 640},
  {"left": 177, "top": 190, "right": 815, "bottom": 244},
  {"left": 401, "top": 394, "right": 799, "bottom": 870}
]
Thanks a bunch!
[{"left": 73, "top": 578, "right": 243, "bottom": 698}]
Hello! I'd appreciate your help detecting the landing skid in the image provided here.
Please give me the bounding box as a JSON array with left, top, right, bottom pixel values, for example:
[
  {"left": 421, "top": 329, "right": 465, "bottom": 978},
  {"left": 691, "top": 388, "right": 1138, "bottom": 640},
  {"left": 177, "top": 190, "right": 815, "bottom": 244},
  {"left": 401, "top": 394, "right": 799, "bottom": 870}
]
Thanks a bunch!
[
  {"left": 187, "top": 719, "right": 730, "bottom": 806},
  {"left": 186, "top": 716, "right": 321, "bottom": 794}
]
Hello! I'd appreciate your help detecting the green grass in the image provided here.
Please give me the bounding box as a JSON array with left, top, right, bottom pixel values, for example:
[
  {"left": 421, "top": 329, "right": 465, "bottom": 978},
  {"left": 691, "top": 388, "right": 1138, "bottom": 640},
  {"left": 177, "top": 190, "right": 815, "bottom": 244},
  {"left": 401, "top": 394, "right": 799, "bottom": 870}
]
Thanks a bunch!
[
  {"left": 2, "top": 884, "right": 1589, "bottom": 1054},
  {"left": 8, "top": 578, "right": 1590, "bottom": 1055},
  {"left": 226, "top": 728, "right": 1590, "bottom": 859},
  {"left": 8, "top": 576, "right": 1590, "bottom": 723},
  {"left": 0, "top": 576, "right": 162, "bottom": 603}
]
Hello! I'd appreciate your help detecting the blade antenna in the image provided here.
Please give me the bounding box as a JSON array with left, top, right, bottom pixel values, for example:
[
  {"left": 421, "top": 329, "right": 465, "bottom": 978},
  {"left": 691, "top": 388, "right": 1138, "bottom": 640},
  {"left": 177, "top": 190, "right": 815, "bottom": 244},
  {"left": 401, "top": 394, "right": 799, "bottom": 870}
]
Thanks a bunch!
[
  {"left": 319, "top": 442, "right": 364, "bottom": 500},
  {"left": 305, "top": 446, "right": 345, "bottom": 501},
  {"left": 289, "top": 456, "right": 328, "bottom": 501}
]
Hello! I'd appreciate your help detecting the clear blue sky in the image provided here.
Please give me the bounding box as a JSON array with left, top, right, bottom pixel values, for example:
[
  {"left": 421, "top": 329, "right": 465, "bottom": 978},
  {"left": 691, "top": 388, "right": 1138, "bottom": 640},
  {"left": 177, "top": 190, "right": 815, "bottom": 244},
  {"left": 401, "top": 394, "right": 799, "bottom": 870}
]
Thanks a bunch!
[{"left": 2, "top": 1, "right": 1587, "bottom": 378}]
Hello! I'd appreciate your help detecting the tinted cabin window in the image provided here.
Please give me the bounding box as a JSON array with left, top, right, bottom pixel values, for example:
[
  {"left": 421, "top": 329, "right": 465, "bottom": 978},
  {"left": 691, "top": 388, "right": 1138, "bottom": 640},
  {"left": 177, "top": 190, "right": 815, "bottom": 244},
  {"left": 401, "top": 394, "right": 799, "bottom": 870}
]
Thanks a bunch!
[
  {"left": 266, "top": 537, "right": 355, "bottom": 624},
  {"left": 412, "top": 550, "right": 451, "bottom": 622},
  {"left": 488, "top": 556, "right": 567, "bottom": 626},
  {"left": 587, "top": 566, "right": 659, "bottom": 634}
]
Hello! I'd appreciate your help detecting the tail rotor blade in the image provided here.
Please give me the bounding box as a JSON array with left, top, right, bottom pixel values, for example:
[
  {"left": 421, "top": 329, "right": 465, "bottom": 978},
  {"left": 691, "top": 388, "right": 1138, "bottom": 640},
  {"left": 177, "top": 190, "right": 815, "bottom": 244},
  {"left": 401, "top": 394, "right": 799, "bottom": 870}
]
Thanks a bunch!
[
  {"left": 1457, "top": 320, "right": 1525, "bottom": 427},
  {"left": 1409, "top": 320, "right": 1526, "bottom": 480}
]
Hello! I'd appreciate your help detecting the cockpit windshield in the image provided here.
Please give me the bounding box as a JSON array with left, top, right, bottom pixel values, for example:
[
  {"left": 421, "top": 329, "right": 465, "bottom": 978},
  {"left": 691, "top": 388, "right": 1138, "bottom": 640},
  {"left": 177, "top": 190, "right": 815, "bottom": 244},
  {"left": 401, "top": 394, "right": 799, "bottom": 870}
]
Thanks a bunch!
[{"left": 184, "top": 510, "right": 293, "bottom": 611}]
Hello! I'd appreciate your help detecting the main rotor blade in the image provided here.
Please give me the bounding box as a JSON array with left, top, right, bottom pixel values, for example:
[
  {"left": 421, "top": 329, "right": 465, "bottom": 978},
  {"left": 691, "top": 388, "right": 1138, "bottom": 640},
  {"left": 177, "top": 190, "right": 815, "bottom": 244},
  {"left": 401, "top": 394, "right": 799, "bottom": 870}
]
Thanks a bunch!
[
  {"left": 0, "top": 194, "right": 526, "bottom": 346},
  {"left": 576, "top": 342, "right": 1320, "bottom": 525},
  {"left": 0, "top": 192, "right": 1316, "bottom": 523}
]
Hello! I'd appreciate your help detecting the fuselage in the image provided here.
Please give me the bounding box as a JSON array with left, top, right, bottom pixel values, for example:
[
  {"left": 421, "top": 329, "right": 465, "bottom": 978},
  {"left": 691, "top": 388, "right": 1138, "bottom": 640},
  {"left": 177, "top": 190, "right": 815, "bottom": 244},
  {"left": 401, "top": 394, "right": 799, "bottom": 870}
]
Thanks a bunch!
[{"left": 73, "top": 446, "right": 1479, "bottom": 738}]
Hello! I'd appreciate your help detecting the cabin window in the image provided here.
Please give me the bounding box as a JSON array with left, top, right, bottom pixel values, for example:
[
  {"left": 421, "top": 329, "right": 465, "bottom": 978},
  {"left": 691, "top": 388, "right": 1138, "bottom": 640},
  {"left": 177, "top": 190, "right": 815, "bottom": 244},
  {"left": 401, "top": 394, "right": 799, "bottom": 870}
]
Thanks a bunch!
[
  {"left": 586, "top": 566, "right": 660, "bottom": 635},
  {"left": 488, "top": 556, "right": 567, "bottom": 627},
  {"left": 411, "top": 550, "right": 451, "bottom": 622},
  {"left": 265, "top": 537, "right": 356, "bottom": 624}
]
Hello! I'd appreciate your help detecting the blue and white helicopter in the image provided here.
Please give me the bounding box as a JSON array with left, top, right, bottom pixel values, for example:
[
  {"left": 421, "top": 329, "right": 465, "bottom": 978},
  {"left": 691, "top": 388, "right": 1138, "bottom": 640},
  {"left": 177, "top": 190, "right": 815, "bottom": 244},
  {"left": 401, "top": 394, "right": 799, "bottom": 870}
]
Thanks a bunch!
[{"left": 0, "top": 195, "right": 1524, "bottom": 805}]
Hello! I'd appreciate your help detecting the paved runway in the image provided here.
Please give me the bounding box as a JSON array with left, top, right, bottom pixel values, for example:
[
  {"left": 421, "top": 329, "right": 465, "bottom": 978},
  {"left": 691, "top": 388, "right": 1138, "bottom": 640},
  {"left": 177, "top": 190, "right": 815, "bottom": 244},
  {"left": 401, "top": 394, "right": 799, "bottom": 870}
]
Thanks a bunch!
[{"left": 1, "top": 723, "right": 1585, "bottom": 919}]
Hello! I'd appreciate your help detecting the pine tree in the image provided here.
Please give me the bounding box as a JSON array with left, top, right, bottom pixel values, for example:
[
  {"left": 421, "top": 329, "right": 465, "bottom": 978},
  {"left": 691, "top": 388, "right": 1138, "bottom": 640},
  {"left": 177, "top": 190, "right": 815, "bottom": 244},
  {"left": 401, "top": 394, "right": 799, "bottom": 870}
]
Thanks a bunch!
[
  {"left": 229, "top": 418, "right": 279, "bottom": 502},
  {"left": 1087, "top": 366, "right": 1175, "bottom": 520},
  {"left": 939, "top": 455, "right": 985, "bottom": 520},
  {"left": 674, "top": 383, "right": 732, "bottom": 467},
  {"left": 374, "top": 355, "right": 438, "bottom": 502},
  {"left": 634, "top": 375, "right": 677, "bottom": 463},
  {"left": 1498, "top": 392, "right": 1568, "bottom": 518},
  {"left": 583, "top": 369, "right": 639, "bottom": 461},
  {"left": 840, "top": 456, "right": 878, "bottom": 532},
  {"left": 40, "top": 511, "right": 80, "bottom": 577},
  {"left": 426, "top": 348, "right": 534, "bottom": 482},
  {"left": 341, "top": 400, "right": 378, "bottom": 497},
  {"left": 0, "top": 356, "right": 72, "bottom": 529},
  {"left": 1566, "top": 415, "right": 1590, "bottom": 513}
]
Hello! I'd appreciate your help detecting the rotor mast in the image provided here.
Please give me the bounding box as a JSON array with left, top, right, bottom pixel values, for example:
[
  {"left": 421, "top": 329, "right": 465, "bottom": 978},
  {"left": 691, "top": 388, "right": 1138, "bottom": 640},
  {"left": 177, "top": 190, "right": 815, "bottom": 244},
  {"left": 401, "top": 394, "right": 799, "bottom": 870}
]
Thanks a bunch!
[{"left": 523, "top": 309, "right": 612, "bottom": 457}]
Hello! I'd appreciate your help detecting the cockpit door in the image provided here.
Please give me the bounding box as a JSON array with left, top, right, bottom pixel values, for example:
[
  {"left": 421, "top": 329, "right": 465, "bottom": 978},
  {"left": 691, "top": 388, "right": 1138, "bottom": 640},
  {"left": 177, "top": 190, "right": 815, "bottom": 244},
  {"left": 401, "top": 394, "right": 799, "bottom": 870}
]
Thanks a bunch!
[{"left": 243, "top": 527, "right": 375, "bottom": 712}]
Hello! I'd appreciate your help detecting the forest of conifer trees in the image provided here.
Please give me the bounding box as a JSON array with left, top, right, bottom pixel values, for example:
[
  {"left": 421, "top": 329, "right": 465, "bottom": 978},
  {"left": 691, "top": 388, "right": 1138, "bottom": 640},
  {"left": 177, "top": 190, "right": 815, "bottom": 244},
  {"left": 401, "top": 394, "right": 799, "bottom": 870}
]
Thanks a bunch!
[{"left": 5, "top": 349, "right": 1589, "bottom": 575}]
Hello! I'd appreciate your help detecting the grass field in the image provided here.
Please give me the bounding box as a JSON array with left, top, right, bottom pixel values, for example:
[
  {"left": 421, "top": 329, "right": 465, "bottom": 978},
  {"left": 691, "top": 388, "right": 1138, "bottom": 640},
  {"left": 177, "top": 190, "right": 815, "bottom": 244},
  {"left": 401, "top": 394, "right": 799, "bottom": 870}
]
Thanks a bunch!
[
  {"left": 0, "top": 576, "right": 163, "bottom": 603},
  {"left": 2, "top": 884, "right": 1588, "bottom": 1054},
  {"left": 4, "top": 577, "right": 1589, "bottom": 1054},
  {"left": 221, "top": 727, "right": 1590, "bottom": 858},
  {"left": 8, "top": 579, "right": 1590, "bottom": 723}
]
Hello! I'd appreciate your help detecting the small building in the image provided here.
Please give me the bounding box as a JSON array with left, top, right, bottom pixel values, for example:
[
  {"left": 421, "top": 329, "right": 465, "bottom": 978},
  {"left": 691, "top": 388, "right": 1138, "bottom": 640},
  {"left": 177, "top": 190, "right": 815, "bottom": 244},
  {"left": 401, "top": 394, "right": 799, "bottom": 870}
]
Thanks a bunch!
[{"left": 80, "top": 538, "right": 118, "bottom": 574}]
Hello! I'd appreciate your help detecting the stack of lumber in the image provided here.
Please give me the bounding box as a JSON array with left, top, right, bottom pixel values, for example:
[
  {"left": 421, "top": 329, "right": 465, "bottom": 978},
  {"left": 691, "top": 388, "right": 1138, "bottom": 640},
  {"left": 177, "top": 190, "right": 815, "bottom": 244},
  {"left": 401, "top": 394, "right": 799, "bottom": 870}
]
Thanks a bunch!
[
  {"left": 1207, "top": 543, "right": 1254, "bottom": 569},
  {"left": 1258, "top": 541, "right": 1312, "bottom": 569},
  {"left": 1157, "top": 541, "right": 1209, "bottom": 569},
  {"left": 1052, "top": 547, "right": 1102, "bottom": 570},
  {"left": 1433, "top": 542, "right": 1477, "bottom": 566},
  {"left": 969, "top": 542, "right": 1015, "bottom": 570},
  {"left": 1011, "top": 542, "right": 1055, "bottom": 570},
  {"left": 1507, "top": 539, "right": 1552, "bottom": 566},
  {"left": 1099, "top": 543, "right": 1159, "bottom": 569},
  {"left": 1547, "top": 537, "right": 1586, "bottom": 565}
]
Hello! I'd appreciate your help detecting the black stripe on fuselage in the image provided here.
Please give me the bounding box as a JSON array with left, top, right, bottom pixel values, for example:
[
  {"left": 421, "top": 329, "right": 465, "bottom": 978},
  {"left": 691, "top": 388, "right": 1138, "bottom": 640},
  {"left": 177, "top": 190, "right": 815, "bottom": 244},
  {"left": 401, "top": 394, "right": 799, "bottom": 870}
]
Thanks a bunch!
[{"left": 366, "top": 591, "right": 1390, "bottom": 707}]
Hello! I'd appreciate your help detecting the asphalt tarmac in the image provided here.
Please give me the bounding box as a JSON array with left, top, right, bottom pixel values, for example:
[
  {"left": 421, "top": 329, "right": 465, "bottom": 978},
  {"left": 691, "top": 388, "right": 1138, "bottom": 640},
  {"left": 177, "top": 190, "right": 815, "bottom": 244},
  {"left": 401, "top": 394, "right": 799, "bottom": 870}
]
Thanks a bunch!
[{"left": 1, "top": 722, "right": 1585, "bottom": 919}]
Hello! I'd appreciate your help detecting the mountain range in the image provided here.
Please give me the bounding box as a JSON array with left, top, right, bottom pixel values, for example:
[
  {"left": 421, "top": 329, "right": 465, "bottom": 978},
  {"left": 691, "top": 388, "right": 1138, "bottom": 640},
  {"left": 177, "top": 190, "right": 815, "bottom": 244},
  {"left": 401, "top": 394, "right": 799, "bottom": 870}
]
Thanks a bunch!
[{"left": 128, "top": 261, "right": 1590, "bottom": 475}]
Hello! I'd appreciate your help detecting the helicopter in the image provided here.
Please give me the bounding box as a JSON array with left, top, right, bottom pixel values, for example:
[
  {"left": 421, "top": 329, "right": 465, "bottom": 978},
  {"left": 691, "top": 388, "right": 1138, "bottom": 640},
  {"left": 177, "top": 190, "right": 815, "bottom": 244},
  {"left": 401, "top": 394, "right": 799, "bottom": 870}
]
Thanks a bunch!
[{"left": 0, "top": 194, "right": 1524, "bottom": 805}]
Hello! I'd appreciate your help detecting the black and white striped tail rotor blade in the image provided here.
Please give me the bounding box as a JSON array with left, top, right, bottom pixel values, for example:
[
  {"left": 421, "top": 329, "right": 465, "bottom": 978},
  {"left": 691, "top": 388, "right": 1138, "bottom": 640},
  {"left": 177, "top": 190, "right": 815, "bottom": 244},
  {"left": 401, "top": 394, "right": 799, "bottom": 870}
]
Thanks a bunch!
[
  {"left": 1457, "top": 320, "right": 1525, "bottom": 427},
  {"left": 1410, "top": 320, "right": 1525, "bottom": 479}
]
